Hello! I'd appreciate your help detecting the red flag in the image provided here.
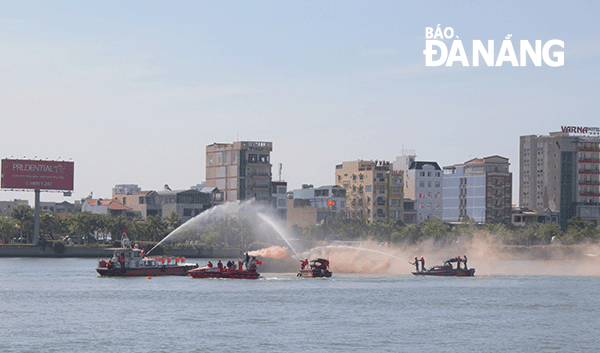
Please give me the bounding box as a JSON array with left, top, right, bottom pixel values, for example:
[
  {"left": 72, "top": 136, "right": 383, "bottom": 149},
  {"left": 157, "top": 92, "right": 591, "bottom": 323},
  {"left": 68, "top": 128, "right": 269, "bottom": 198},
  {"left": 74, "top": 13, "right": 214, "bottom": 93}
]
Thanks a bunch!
[
  {"left": 256, "top": 260, "right": 262, "bottom": 265},
  {"left": 327, "top": 199, "right": 335, "bottom": 206}
]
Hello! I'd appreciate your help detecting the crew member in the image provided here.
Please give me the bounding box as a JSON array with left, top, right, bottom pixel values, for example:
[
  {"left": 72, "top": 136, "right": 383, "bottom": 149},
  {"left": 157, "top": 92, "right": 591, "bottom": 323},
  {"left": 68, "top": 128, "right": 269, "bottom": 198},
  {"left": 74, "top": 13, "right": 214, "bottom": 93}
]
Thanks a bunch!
[
  {"left": 463, "top": 255, "right": 468, "bottom": 270},
  {"left": 238, "top": 260, "right": 244, "bottom": 270},
  {"left": 420, "top": 257, "right": 425, "bottom": 272},
  {"left": 207, "top": 261, "right": 213, "bottom": 268},
  {"left": 301, "top": 258, "right": 308, "bottom": 270},
  {"left": 411, "top": 257, "right": 419, "bottom": 272},
  {"left": 457, "top": 256, "right": 462, "bottom": 269},
  {"left": 249, "top": 256, "right": 257, "bottom": 271},
  {"left": 217, "top": 260, "right": 223, "bottom": 270}
]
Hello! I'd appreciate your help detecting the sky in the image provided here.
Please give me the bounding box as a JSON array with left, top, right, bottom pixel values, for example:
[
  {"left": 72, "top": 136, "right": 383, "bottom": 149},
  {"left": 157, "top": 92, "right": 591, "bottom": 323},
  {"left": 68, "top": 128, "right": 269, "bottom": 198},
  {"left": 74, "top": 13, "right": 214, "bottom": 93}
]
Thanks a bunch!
[{"left": 1, "top": 1, "right": 599, "bottom": 206}]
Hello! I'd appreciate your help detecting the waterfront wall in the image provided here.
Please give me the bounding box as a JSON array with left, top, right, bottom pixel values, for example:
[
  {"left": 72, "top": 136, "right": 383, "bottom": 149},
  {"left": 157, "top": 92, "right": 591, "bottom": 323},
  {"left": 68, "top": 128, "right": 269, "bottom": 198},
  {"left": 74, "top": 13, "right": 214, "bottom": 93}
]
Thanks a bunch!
[{"left": 0, "top": 245, "right": 242, "bottom": 259}]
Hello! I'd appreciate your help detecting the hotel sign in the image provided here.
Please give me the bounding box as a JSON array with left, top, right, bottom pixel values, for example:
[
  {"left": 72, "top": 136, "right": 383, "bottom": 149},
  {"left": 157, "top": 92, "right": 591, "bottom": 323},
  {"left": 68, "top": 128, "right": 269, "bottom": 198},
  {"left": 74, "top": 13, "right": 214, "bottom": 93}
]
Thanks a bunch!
[
  {"left": 561, "top": 126, "right": 600, "bottom": 137},
  {"left": 1, "top": 159, "right": 74, "bottom": 191}
]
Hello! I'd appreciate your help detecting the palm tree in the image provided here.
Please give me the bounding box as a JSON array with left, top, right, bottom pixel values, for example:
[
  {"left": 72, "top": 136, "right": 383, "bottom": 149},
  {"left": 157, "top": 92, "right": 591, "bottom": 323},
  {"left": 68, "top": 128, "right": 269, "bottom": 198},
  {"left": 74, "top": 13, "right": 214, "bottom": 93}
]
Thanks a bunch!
[
  {"left": 0, "top": 215, "right": 18, "bottom": 243},
  {"left": 12, "top": 206, "right": 33, "bottom": 243}
]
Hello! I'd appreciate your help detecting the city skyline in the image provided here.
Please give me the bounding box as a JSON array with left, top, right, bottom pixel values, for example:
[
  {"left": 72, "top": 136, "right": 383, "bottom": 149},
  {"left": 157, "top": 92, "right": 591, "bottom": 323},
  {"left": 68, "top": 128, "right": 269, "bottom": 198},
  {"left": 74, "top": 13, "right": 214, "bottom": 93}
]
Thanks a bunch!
[{"left": 1, "top": 1, "right": 598, "bottom": 205}]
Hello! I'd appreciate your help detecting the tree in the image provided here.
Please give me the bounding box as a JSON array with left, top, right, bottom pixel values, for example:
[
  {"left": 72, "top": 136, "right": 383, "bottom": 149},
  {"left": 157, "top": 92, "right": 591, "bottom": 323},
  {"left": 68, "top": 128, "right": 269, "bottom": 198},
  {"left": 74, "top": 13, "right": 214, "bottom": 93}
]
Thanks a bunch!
[
  {"left": 0, "top": 215, "right": 18, "bottom": 243},
  {"left": 164, "top": 212, "right": 183, "bottom": 233},
  {"left": 40, "top": 212, "right": 68, "bottom": 240},
  {"left": 67, "top": 212, "right": 104, "bottom": 243},
  {"left": 12, "top": 206, "right": 34, "bottom": 243},
  {"left": 564, "top": 215, "right": 594, "bottom": 244},
  {"left": 535, "top": 223, "right": 563, "bottom": 244},
  {"left": 146, "top": 215, "right": 167, "bottom": 242},
  {"left": 419, "top": 217, "right": 447, "bottom": 241}
]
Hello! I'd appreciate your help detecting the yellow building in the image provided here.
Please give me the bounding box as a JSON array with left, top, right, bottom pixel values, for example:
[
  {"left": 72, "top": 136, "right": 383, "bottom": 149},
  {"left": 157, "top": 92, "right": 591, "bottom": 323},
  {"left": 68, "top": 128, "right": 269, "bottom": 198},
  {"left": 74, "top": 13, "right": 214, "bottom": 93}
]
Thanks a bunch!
[{"left": 335, "top": 160, "right": 403, "bottom": 223}]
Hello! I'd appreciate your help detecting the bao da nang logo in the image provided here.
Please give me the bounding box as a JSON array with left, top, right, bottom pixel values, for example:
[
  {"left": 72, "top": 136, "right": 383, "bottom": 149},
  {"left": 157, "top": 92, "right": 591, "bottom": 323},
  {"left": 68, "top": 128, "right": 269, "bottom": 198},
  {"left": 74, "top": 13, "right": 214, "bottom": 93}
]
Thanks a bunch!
[{"left": 423, "top": 25, "right": 564, "bottom": 67}]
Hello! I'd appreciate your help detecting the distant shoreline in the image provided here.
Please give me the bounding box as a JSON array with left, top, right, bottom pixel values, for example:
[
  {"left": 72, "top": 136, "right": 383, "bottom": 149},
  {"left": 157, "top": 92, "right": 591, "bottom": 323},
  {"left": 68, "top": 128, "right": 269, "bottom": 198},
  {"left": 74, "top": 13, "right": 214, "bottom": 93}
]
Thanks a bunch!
[{"left": 0, "top": 245, "right": 241, "bottom": 259}]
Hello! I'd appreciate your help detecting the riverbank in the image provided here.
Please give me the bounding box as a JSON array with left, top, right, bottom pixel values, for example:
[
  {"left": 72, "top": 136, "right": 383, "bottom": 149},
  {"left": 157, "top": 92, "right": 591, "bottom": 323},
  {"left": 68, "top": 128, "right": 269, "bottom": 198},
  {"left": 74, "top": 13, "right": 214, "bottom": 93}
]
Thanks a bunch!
[{"left": 0, "top": 245, "right": 241, "bottom": 258}]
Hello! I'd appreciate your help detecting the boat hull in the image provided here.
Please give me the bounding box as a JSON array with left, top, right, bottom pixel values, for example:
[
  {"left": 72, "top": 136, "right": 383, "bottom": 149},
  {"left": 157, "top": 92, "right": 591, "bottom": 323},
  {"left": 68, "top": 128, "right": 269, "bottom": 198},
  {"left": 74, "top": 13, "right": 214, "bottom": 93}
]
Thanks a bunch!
[
  {"left": 412, "top": 268, "right": 475, "bottom": 277},
  {"left": 188, "top": 267, "right": 260, "bottom": 279},
  {"left": 298, "top": 268, "right": 332, "bottom": 278},
  {"left": 96, "top": 264, "right": 198, "bottom": 277}
]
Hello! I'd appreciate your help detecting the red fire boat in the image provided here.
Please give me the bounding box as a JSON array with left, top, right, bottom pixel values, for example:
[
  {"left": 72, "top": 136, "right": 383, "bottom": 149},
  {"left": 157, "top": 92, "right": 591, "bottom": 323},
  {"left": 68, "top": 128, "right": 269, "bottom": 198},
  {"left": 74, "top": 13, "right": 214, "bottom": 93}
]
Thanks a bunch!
[
  {"left": 189, "top": 259, "right": 261, "bottom": 279},
  {"left": 298, "top": 258, "right": 332, "bottom": 278}
]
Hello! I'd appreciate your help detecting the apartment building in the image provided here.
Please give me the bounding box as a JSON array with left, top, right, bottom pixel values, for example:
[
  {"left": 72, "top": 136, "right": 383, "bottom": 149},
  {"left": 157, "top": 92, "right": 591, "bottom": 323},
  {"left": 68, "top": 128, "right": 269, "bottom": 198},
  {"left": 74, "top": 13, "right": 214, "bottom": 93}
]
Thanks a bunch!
[
  {"left": 443, "top": 156, "right": 512, "bottom": 225},
  {"left": 335, "top": 160, "right": 403, "bottom": 223},
  {"left": 520, "top": 129, "right": 600, "bottom": 229},
  {"left": 286, "top": 184, "right": 346, "bottom": 226},
  {"left": 393, "top": 152, "right": 443, "bottom": 224},
  {"left": 206, "top": 141, "right": 273, "bottom": 203}
]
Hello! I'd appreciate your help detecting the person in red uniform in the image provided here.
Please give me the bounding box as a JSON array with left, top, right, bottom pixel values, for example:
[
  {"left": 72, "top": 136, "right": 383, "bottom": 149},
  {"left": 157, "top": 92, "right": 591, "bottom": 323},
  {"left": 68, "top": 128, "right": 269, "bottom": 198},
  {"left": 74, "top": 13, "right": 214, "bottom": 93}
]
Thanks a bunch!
[
  {"left": 420, "top": 257, "right": 425, "bottom": 272},
  {"left": 301, "top": 258, "right": 308, "bottom": 270}
]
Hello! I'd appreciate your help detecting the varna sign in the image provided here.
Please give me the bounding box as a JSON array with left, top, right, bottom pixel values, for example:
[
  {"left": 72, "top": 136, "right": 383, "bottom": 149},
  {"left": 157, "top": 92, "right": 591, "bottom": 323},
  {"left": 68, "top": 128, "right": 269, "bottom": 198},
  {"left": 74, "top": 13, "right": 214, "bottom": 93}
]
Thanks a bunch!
[
  {"left": 423, "top": 25, "right": 564, "bottom": 67},
  {"left": 561, "top": 126, "right": 600, "bottom": 137}
]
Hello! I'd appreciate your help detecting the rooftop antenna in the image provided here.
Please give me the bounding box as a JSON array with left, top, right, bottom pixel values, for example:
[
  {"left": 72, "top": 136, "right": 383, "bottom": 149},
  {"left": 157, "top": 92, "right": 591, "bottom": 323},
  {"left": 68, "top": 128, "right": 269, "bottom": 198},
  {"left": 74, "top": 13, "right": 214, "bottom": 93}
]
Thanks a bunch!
[{"left": 278, "top": 163, "right": 282, "bottom": 182}]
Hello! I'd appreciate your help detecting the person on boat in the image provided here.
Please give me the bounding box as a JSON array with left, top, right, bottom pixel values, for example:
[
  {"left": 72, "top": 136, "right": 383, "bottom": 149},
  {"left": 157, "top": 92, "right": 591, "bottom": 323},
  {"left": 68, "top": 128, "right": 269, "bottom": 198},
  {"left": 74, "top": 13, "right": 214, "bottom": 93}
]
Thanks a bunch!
[
  {"left": 411, "top": 257, "right": 419, "bottom": 272},
  {"left": 420, "top": 257, "right": 425, "bottom": 272},
  {"left": 463, "top": 255, "right": 468, "bottom": 269},
  {"left": 301, "top": 258, "right": 308, "bottom": 270},
  {"left": 238, "top": 260, "right": 244, "bottom": 270},
  {"left": 207, "top": 261, "right": 213, "bottom": 268},
  {"left": 217, "top": 260, "right": 223, "bottom": 270},
  {"left": 457, "top": 256, "right": 462, "bottom": 269},
  {"left": 244, "top": 252, "right": 250, "bottom": 269},
  {"left": 226, "top": 260, "right": 232, "bottom": 269},
  {"left": 249, "top": 257, "right": 257, "bottom": 272}
]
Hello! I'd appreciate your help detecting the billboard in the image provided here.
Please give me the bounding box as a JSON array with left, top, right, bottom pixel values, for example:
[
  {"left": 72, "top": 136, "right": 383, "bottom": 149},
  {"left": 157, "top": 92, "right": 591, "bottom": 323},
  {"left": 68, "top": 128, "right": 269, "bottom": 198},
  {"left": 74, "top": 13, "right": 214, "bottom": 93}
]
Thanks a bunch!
[{"left": 1, "top": 159, "right": 74, "bottom": 191}]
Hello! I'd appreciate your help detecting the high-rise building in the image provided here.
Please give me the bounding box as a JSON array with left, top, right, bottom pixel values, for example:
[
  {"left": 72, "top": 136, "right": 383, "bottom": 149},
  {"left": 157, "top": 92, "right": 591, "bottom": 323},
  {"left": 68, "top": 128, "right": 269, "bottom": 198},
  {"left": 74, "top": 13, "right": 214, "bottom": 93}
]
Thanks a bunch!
[
  {"left": 335, "top": 160, "right": 403, "bottom": 223},
  {"left": 393, "top": 151, "right": 443, "bottom": 224},
  {"left": 206, "top": 141, "right": 273, "bottom": 203},
  {"left": 520, "top": 130, "right": 600, "bottom": 229},
  {"left": 443, "top": 156, "right": 512, "bottom": 224}
]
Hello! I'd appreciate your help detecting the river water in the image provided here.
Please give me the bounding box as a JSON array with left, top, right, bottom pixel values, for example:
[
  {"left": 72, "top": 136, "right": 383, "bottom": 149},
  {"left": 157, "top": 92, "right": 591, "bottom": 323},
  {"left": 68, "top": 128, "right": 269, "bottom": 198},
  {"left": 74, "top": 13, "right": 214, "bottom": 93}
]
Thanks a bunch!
[{"left": 1, "top": 258, "right": 599, "bottom": 352}]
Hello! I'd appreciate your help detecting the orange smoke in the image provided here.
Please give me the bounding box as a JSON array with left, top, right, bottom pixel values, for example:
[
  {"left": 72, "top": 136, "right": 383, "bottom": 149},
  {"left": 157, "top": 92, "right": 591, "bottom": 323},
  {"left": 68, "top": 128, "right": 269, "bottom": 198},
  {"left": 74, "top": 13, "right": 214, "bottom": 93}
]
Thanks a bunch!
[{"left": 248, "top": 245, "right": 289, "bottom": 259}]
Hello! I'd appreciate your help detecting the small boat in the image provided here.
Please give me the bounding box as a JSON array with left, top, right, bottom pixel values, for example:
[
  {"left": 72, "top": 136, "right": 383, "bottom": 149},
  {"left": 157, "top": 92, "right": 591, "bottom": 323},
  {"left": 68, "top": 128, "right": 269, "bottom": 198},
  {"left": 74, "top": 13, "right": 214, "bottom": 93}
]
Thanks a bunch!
[
  {"left": 412, "top": 257, "right": 475, "bottom": 277},
  {"left": 298, "top": 258, "right": 332, "bottom": 278},
  {"left": 189, "top": 259, "right": 260, "bottom": 279},
  {"left": 96, "top": 234, "right": 198, "bottom": 277}
]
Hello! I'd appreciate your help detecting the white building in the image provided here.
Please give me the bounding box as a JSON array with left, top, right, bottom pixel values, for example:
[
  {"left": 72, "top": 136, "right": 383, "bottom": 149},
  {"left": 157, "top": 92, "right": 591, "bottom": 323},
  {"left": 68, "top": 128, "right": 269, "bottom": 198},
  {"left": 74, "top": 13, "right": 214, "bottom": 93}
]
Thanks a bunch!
[{"left": 393, "top": 152, "right": 442, "bottom": 224}]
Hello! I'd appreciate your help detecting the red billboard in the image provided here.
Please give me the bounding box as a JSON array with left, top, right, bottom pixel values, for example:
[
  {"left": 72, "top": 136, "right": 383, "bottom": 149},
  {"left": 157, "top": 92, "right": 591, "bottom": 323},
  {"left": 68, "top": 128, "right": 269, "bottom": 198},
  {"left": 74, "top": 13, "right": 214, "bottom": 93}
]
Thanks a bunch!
[{"left": 1, "top": 159, "right": 74, "bottom": 191}]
